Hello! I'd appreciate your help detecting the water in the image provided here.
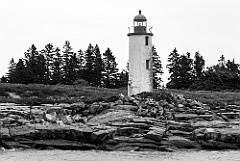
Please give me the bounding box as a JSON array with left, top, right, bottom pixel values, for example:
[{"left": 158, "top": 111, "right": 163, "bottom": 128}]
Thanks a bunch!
[{"left": 1, "top": 150, "right": 240, "bottom": 161}]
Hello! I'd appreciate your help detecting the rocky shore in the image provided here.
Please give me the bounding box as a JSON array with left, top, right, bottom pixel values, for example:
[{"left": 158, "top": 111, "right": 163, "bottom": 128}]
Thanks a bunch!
[{"left": 1, "top": 92, "right": 240, "bottom": 151}]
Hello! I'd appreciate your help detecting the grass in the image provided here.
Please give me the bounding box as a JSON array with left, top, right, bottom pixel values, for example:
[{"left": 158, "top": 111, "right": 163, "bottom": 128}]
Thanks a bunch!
[
  {"left": 160, "top": 89, "right": 240, "bottom": 105},
  {"left": 0, "top": 83, "right": 127, "bottom": 105},
  {"left": 1, "top": 83, "right": 240, "bottom": 105}
]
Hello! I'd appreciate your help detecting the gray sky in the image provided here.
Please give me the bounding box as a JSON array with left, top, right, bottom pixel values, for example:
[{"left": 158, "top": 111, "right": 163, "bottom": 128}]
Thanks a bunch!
[{"left": 1, "top": 0, "right": 240, "bottom": 84}]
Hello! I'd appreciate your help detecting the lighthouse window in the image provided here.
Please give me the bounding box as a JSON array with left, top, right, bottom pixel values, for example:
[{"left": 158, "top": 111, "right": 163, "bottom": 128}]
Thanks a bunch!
[
  {"left": 145, "top": 36, "right": 149, "bottom": 45},
  {"left": 146, "top": 60, "right": 150, "bottom": 69}
]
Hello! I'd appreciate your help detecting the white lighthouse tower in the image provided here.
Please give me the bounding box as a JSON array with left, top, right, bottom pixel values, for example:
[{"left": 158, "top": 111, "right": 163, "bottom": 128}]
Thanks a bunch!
[{"left": 128, "top": 10, "right": 153, "bottom": 96}]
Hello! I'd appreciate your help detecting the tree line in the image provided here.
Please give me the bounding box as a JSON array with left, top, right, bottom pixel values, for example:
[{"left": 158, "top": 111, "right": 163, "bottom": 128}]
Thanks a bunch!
[
  {"left": 167, "top": 48, "right": 240, "bottom": 91},
  {"left": 2, "top": 41, "right": 163, "bottom": 89},
  {"left": 2, "top": 41, "right": 128, "bottom": 88},
  {"left": 3, "top": 42, "right": 239, "bottom": 91}
]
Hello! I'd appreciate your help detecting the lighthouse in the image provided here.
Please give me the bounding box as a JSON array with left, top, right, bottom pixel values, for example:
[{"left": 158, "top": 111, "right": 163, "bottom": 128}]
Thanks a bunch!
[{"left": 127, "top": 10, "right": 153, "bottom": 96}]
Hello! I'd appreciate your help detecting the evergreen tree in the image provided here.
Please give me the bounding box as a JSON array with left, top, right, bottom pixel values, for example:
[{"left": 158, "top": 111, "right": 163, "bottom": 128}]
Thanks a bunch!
[
  {"left": 24, "top": 44, "right": 46, "bottom": 84},
  {"left": 166, "top": 48, "right": 180, "bottom": 74},
  {"left": 1, "top": 76, "right": 7, "bottom": 83},
  {"left": 68, "top": 52, "right": 79, "bottom": 84},
  {"left": 152, "top": 46, "right": 163, "bottom": 88},
  {"left": 118, "top": 69, "right": 128, "bottom": 88},
  {"left": 62, "top": 40, "right": 73, "bottom": 84},
  {"left": 226, "top": 59, "right": 239, "bottom": 74},
  {"left": 177, "top": 52, "right": 193, "bottom": 88},
  {"left": 77, "top": 49, "right": 86, "bottom": 80},
  {"left": 92, "top": 44, "right": 104, "bottom": 87},
  {"left": 102, "top": 48, "right": 118, "bottom": 88},
  {"left": 167, "top": 49, "right": 193, "bottom": 89},
  {"left": 52, "top": 47, "right": 63, "bottom": 84},
  {"left": 84, "top": 43, "right": 95, "bottom": 85},
  {"left": 166, "top": 48, "right": 180, "bottom": 88},
  {"left": 7, "top": 58, "right": 16, "bottom": 83},
  {"left": 14, "top": 59, "right": 29, "bottom": 84},
  {"left": 193, "top": 51, "right": 205, "bottom": 77},
  {"left": 41, "top": 43, "right": 55, "bottom": 84}
]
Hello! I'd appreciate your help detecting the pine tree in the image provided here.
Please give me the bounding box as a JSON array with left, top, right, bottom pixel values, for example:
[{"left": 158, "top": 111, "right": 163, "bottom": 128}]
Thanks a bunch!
[
  {"left": 166, "top": 48, "right": 180, "bottom": 88},
  {"left": 7, "top": 58, "right": 16, "bottom": 83},
  {"left": 68, "top": 52, "right": 79, "bottom": 84},
  {"left": 41, "top": 43, "right": 55, "bottom": 84},
  {"left": 1, "top": 76, "right": 7, "bottom": 83},
  {"left": 177, "top": 52, "right": 193, "bottom": 88},
  {"left": 92, "top": 44, "right": 104, "bottom": 87},
  {"left": 167, "top": 49, "right": 193, "bottom": 89},
  {"left": 14, "top": 59, "right": 29, "bottom": 84},
  {"left": 62, "top": 40, "right": 73, "bottom": 84},
  {"left": 102, "top": 48, "right": 118, "bottom": 88},
  {"left": 24, "top": 44, "right": 46, "bottom": 84},
  {"left": 152, "top": 46, "right": 163, "bottom": 88},
  {"left": 193, "top": 51, "right": 205, "bottom": 77},
  {"left": 52, "top": 47, "right": 63, "bottom": 84},
  {"left": 77, "top": 49, "right": 86, "bottom": 80},
  {"left": 84, "top": 43, "right": 95, "bottom": 85}
]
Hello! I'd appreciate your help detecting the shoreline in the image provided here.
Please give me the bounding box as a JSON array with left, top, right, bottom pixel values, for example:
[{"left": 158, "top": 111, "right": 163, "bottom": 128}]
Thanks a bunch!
[{"left": 1, "top": 93, "right": 240, "bottom": 151}]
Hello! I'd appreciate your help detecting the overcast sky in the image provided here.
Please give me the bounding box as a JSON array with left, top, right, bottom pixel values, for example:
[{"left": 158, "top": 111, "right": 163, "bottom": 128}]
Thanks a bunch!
[{"left": 1, "top": 0, "right": 240, "bottom": 84}]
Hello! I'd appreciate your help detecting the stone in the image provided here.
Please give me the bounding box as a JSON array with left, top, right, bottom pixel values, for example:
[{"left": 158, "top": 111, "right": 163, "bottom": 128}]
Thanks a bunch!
[
  {"left": 163, "top": 136, "right": 200, "bottom": 149},
  {"left": 144, "top": 128, "right": 165, "bottom": 142},
  {"left": 177, "top": 104, "right": 185, "bottom": 108},
  {"left": 112, "top": 105, "right": 138, "bottom": 111},
  {"left": 43, "top": 112, "right": 57, "bottom": 123},
  {"left": 117, "top": 127, "right": 143, "bottom": 136},
  {"left": 70, "top": 102, "right": 86, "bottom": 110},
  {"left": 173, "top": 113, "right": 198, "bottom": 121},
  {"left": 62, "top": 115, "right": 73, "bottom": 125},
  {"left": 169, "top": 130, "right": 191, "bottom": 137},
  {"left": 204, "top": 128, "right": 219, "bottom": 141},
  {"left": 91, "top": 128, "right": 116, "bottom": 142},
  {"left": 73, "top": 114, "right": 86, "bottom": 123}
]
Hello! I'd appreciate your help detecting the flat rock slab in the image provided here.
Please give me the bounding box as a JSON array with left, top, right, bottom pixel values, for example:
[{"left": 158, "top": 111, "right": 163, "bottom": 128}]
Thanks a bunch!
[{"left": 88, "top": 110, "right": 139, "bottom": 124}]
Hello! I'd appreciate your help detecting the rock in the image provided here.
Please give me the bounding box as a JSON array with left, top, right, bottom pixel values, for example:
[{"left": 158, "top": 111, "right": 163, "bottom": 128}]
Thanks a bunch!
[
  {"left": 173, "top": 113, "right": 198, "bottom": 121},
  {"left": 162, "top": 136, "right": 200, "bottom": 149},
  {"left": 204, "top": 128, "right": 219, "bottom": 141},
  {"left": 73, "top": 114, "right": 86, "bottom": 123},
  {"left": 144, "top": 128, "right": 165, "bottom": 142},
  {"left": 199, "top": 140, "right": 238, "bottom": 150},
  {"left": 62, "top": 115, "right": 73, "bottom": 125},
  {"left": 91, "top": 128, "right": 116, "bottom": 142},
  {"left": 43, "top": 112, "right": 57, "bottom": 123},
  {"left": 32, "top": 139, "right": 97, "bottom": 150},
  {"left": 117, "top": 127, "right": 143, "bottom": 136},
  {"left": 70, "top": 102, "right": 86, "bottom": 111},
  {"left": 167, "top": 121, "right": 194, "bottom": 132},
  {"left": 191, "top": 128, "right": 206, "bottom": 140},
  {"left": 217, "top": 128, "right": 240, "bottom": 143},
  {"left": 1, "top": 128, "right": 11, "bottom": 139},
  {"left": 168, "top": 130, "right": 191, "bottom": 137},
  {"left": 88, "top": 110, "right": 139, "bottom": 124},
  {"left": 221, "top": 112, "right": 240, "bottom": 119},
  {"left": 46, "top": 107, "right": 67, "bottom": 120},
  {"left": 112, "top": 105, "right": 138, "bottom": 111},
  {"left": 177, "top": 104, "right": 185, "bottom": 108}
]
